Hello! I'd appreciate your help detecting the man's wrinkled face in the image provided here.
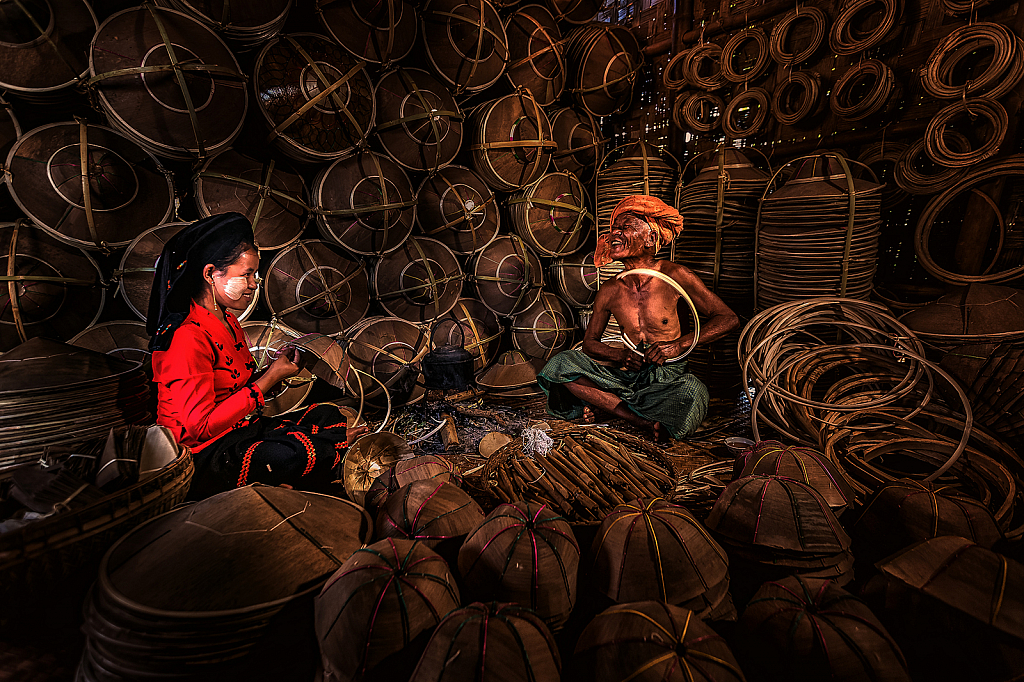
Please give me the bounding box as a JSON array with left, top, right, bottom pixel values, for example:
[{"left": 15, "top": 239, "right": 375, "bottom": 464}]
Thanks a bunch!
[{"left": 608, "top": 212, "right": 656, "bottom": 259}]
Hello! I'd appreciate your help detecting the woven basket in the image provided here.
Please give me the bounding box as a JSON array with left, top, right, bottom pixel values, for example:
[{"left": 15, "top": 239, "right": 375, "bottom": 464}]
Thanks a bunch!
[
  {"left": 375, "top": 479, "right": 485, "bottom": 547},
  {"left": 365, "top": 455, "right": 458, "bottom": 515},
  {"left": 0, "top": 447, "right": 193, "bottom": 632}
]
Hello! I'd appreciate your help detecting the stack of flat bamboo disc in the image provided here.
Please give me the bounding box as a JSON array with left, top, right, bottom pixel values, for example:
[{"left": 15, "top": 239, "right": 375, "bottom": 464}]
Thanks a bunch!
[
  {"left": 119, "top": 222, "right": 257, "bottom": 324},
  {"left": 470, "top": 90, "right": 555, "bottom": 192},
  {"left": 471, "top": 236, "right": 544, "bottom": 317},
  {"left": 0, "top": 337, "right": 149, "bottom": 474},
  {"left": 757, "top": 153, "right": 881, "bottom": 310},
  {"left": 78, "top": 486, "right": 372, "bottom": 681},
  {"left": 564, "top": 23, "right": 642, "bottom": 117},
  {"left": 508, "top": 171, "right": 593, "bottom": 257},
  {"left": 511, "top": 292, "right": 575, "bottom": 362},
  {"left": 0, "top": 0, "right": 96, "bottom": 98},
  {"left": 263, "top": 239, "right": 369, "bottom": 336},
  {"left": 374, "top": 68, "right": 462, "bottom": 174},
  {"left": 241, "top": 320, "right": 314, "bottom": 417},
  {"left": 317, "top": 0, "right": 418, "bottom": 65},
  {"left": 69, "top": 321, "right": 151, "bottom": 366},
  {"left": 504, "top": 5, "right": 565, "bottom": 106},
  {"left": 314, "top": 150, "right": 415, "bottom": 255},
  {"left": 6, "top": 122, "right": 174, "bottom": 251},
  {"left": 550, "top": 107, "right": 604, "bottom": 182},
  {"left": 416, "top": 165, "right": 500, "bottom": 255},
  {"left": 254, "top": 33, "right": 374, "bottom": 164},
  {"left": 373, "top": 237, "right": 463, "bottom": 324},
  {"left": 193, "top": 149, "right": 307, "bottom": 252},
  {"left": 0, "top": 221, "right": 104, "bottom": 352},
  {"left": 167, "top": 0, "right": 291, "bottom": 46},
  {"left": 551, "top": 252, "right": 599, "bottom": 308},
  {"left": 420, "top": 0, "right": 509, "bottom": 95},
  {"left": 89, "top": 5, "right": 247, "bottom": 160}
]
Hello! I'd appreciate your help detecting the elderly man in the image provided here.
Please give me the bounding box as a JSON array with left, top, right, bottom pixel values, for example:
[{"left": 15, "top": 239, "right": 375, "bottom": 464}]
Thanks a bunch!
[{"left": 537, "top": 195, "right": 739, "bottom": 442}]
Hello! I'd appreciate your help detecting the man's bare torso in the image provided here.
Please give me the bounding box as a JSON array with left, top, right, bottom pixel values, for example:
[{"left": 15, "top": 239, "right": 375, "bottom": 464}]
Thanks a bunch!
[{"left": 600, "top": 260, "right": 689, "bottom": 347}]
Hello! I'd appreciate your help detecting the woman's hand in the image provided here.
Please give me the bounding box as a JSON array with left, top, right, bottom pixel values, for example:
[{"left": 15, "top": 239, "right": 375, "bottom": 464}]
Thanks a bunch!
[
  {"left": 253, "top": 346, "right": 302, "bottom": 396},
  {"left": 345, "top": 424, "right": 370, "bottom": 444}
]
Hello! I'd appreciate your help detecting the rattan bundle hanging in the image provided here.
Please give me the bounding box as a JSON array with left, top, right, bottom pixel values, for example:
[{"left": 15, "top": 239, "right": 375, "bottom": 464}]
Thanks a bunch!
[
  {"left": 505, "top": 5, "right": 565, "bottom": 106},
  {"left": 411, "top": 603, "right": 561, "bottom": 682},
  {"left": 590, "top": 498, "right": 731, "bottom": 615},
  {"left": 770, "top": 6, "right": 828, "bottom": 66},
  {"left": 511, "top": 291, "right": 575, "bottom": 361},
  {"left": 924, "top": 98, "right": 1008, "bottom": 167},
  {"left": 376, "top": 479, "right": 484, "bottom": 547},
  {"left": 416, "top": 165, "right": 499, "bottom": 255},
  {"left": 736, "top": 576, "right": 910, "bottom": 682},
  {"left": 0, "top": 0, "right": 96, "bottom": 97},
  {"left": 80, "top": 486, "right": 372, "bottom": 681},
  {"left": 315, "top": 538, "right": 460, "bottom": 682},
  {"left": 166, "top": 0, "right": 291, "bottom": 45},
  {"left": 829, "top": 59, "right": 898, "bottom": 121},
  {"left": 470, "top": 235, "right": 544, "bottom": 317},
  {"left": 564, "top": 22, "right": 642, "bottom": 117},
  {"left": 663, "top": 48, "right": 691, "bottom": 90},
  {"left": 722, "top": 28, "right": 771, "bottom": 83},
  {"left": 69, "top": 321, "right": 151, "bottom": 366},
  {"left": 341, "top": 315, "right": 430, "bottom": 408},
  {"left": 193, "top": 149, "right": 307, "bottom": 251},
  {"left": 317, "top": 0, "right": 418, "bottom": 64},
  {"left": 6, "top": 121, "right": 174, "bottom": 251},
  {"left": 254, "top": 33, "right": 374, "bottom": 164},
  {"left": 430, "top": 298, "right": 503, "bottom": 372},
  {"left": 574, "top": 601, "right": 746, "bottom": 682},
  {"left": 772, "top": 72, "right": 824, "bottom": 126},
  {"left": 893, "top": 135, "right": 969, "bottom": 195},
  {"left": 420, "top": 0, "right": 509, "bottom": 95},
  {"left": 240, "top": 319, "right": 314, "bottom": 418},
  {"left": 829, "top": 0, "right": 903, "bottom": 55},
  {"left": 508, "top": 171, "right": 593, "bottom": 257},
  {"left": 685, "top": 42, "right": 727, "bottom": 91},
  {"left": 756, "top": 153, "right": 882, "bottom": 309},
  {"left": 551, "top": 252, "right": 599, "bottom": 308},
  {"left": 314, "top": 150, "right": 416, "bottom": 255},
  {"left": 263, "top": 239, "right": 369, "bottom": 335},
  {"left": 858, "top": 141, "right": 910, "bottom": 208},
  {"left": 723, "top": 87, "right": 770, "bottom": 138},
  {"left": 920, "top": 22, "right": 1024, "bottom": 100},
  {"left": 470, "top": 89, "right": 555, "bottom": 192},
  {"left": 459, "top": 501, "right": 580, "bottom": 630},
  {"left": 365, "top": 455, "right": 459, "bottom": 514},
  {"left": 373, "top": 237, "right": 464, "bottom": 324},
  {"left": 550, "top": 107, "right": 605, "bottom": 182},
  {"left": 681, "top": 92, "right": 724, "bottom": 132},
  {"left": 88, "top": 5, "right": 247, "bottom": 160},
  {"left": 0, "top": 221, "right": 104, "bottom": 353},
  {"left": 374, "top": 68, "right": 463, "bottom": 174},
  {"left": 737, "top": 440, "right": 854, "bottom": 514}
]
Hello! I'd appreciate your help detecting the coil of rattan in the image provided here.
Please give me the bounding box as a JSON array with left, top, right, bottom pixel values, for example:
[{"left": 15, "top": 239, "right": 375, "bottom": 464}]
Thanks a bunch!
[
  {"left": 663, "top": 48, "right": 691, "bottom": 90},
  {"left": 830, "top": 59, "right": 896, "bottom": 121},
  {"left": 772, "top": 71, "right": 823, "bottom": 126},
  {"left": 685, "top": 43, "right": 727, "bottom": 91},
  {"left": 721, "top": 28, "right": 770, "bottom": 83},
  {"left": 940, "top": 0, "right": 995, "bottom": 14},
  {"left": 722, "top": 87, "right": 770, "bottom": 138},
  {"left": 683, "top": 93, "right": 724, "bottom": 132},
  {"left": 920, "top": 22, "right": 1024, "bottom": 100},
  {"left": 671, "top": 91, "right": 693, "bottom": 130},
  {"left": 829, "top": 0, "right": 903, "bottom": 55},
  {"left": 924, "top": 98, "right": 1007, "bottom": 168},
  {"left": 894, "top": 136, "right": 969, "bottom": 195},
  {"left": 770, "top": 6, "right": 828, "bottom": 66}
]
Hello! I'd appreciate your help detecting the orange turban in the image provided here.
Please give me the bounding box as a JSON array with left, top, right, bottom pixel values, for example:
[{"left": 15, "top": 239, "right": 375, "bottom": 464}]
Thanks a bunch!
[{"left": 594, "top": 195, "right": 684, "bottom": 267}]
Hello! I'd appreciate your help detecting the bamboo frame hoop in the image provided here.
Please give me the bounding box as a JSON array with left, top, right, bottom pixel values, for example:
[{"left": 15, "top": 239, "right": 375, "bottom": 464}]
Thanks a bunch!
[
  {"left": 552, "top": 252, "right": 599, "bottom": 308},
  {"left": 723, "top": 87, "right": 770, "bottom": 138},
  {"left": 373, "top": 237, "right": 464, "bottom": 324},
  {"left": 682, "top": 93, "right": 724, "bottom": 132},
  {"left": 924, "top": 98, "right": 1007, "bottom": 168},
  {"left": 241, "top": 319, "right": 314, "bottom": 417},
  {"left": 0, "top": 0, "right": 96, "bottom": 94},
  {"left": 316, "top": 0, "right": 417, "bottom": 65},
  {"left": 685, "top": 42, "right": 726, "bottom": 91},
  {"left": 771, "top": 71, "right": 823, "bottom": 126},
  {"left": 420, "top": 0, "right": 510, "bottom": 95},
  {"left": 507, "top": 170, "right": 593, "bottom": 257},
  {"left": 829, "top": 0, "right": 903, "bottom": 56},
  {"left": 770, "top": 6, "right": 828, "bottom": 66},
  {"left": 470, "top": 88, "right": 555, "bottom": 192},
  {"left": 663, "top": 48, "right": 691, "bottom": 90},
  {"left": 830, "top": 59, "right": 897, "bottom": 121},
  {"left": 339, "top": 315, "right": 429, "bottom": 407},
  {"left": 613, "top": 268, "right": 700, "bottom": 363},
  {"left": 504, "top": 4, "right": 565, "bottom": 107},
  {"left": 920, "top": 22, "right": 1024, "bottom": 100},
  {"left": 373, "top": 67, "right": 463, "bottom": 174},
  {"left": 721, "top": 28, "right": 771, "bottom": 83},
  {"left": 894, "top": 135, "right": 969, "bottom": 195}
]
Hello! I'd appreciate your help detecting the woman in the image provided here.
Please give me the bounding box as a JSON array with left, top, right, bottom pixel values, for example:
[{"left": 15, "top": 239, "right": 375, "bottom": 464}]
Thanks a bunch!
[{"left": 148, "top": 212, "right": 366, "bottom": 499}]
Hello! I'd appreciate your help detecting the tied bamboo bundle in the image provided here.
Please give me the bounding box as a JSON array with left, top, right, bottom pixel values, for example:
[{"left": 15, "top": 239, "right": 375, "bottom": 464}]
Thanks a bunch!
[
  {"left": 315, "top": 538, "right": 461, "bottom": 682},
  {"left": 409, "top": 602, "right": 561, "bottom": 682},
  {"left": 737, "top": 440, "right": 854, "bottom": 514},
  {"left": 365, "top": 455, "right": 460, "bottom": 515},
  {"left": 480, "top": 426, "right": 676, "bottom": 524},
  {"left": 573, "top": 601, "right": 746, "bottom": 682},
  {"left": 735, "top": 576, "right": 910, "bottom": 682},
  {"left": 458, "top": 502, "right": 579, "bottom": 631},
  {"left": 376, "top": 480, "right": 484, "bottom": 548},
  {"left": 590, "top": 498, "right": 730, "bottom": 618}
]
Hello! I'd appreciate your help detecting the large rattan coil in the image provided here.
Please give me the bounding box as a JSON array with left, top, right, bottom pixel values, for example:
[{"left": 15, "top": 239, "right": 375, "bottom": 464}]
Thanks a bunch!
[
  {"left": 551, "top": 252, "right": 599, "bottom": 308},
  {"left": 685, "top": 42, "right": 727, "bottom": 91},
  {"left": 0, "top": 0, "right": 96, "bottom": 97},
  {"left": 254, "top": 33, "right": 374, "bottom": 164},
  {"left": 263, "top": 239, "right": 369, "bottom": 335},
  {"left": 373, "top": 237, "right": 464, "bottom": 324},
  {"left": 166, "top": 0, "right": 291, "bottom": 46},
  {"left": 920, "top": 22, "right": 1024, "bottom": 100},
  {"left": 544, "top": 0, "right": 600, "bottom": 24},
  {"left": 772, "top": 71, "right": 824, "bottom": 126},
  {"left": 470, "top": 89, "right": 555, "bottom": 192},
  {"left": 682, "top": 92, "right": 724, "bottom": 132},
  {"left": 88, "top": 5, "right": 246, "bottom": 161},
  {"left": 68, "top": 321, "right": 151, "bottom": 366},
  {"left": 550, "top": 106, "right": 605, "bottom": 183},
  {"left": 722, "top": 28, "right": 771, "bottom": 83},
  {"left": 722, "top": 87, "right": 770, "bottom": 138},
  {"left": 316, "top": 0, "right": 417, "bottom": 64},
  {"left": 829, "top": 0, "right": 903, "bottom": 55},
  {"left": 416, "top": 165, "right": 499, "bottom": 255},
  {"left": 670, "top": 91, "right": 693, "bottom": 131},
  {"left": 340, "top": 315, "right": 430, "bottom": 407},
  {"left": 829, "top": 59, "right": 897, "bottom": 121},
  {"left": 374, "top": 67, "right": 463, "bottom": 174},
  {"left": 193, "top": 149, "right": 307, "bottom": 252},
  {"left": 564, "top": 23, "right": 642, "bottom": 117},
  {"left": 313, "top": 150, "right": 416, "bottom": 255},
  {"left": 770, "top": 6, "right": 828, "bottom": 66},
  {"left": 504, "top": 5, "right": 565, "bottom": 107},
  {"left": 511, "top": 291, "right": 575, "bottom": 361},
  {"left": 240, "top": 319, "right": 314, "bottom": 417},
  {"left": 5, "top": 121, "right": 174, "bottom": 252},
  {"left": 893, "top": 135, "right": 969, "bottom": 195},
  {"left": 663, "top": 48, "right": 691, "bottom": 90},
  {"left": 470, "top": 235, "right": 544, "bottom": 317},
  {"left": 924, "top": 98, "right": 1008, "bottom": 168},
  {"left": 939, "top": 0, "right": 996, "bottom": 15},
  {"left": 507, "top": 171, "right": 593, "bottom": 257},
  {"left": 430, "top": 298, "right": 503, "bottom": 372},
  {"left": 420, "top": 0, "right": 509, "bottom": 95}
]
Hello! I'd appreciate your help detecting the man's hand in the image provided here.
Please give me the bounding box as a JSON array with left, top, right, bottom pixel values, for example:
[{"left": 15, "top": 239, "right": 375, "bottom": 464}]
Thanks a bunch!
[
  {"left": 644, "top": 338, "right": 689, "bottom": 366},
  {"left": 618, "top": 346, "right": 644, "bottom": 371}
]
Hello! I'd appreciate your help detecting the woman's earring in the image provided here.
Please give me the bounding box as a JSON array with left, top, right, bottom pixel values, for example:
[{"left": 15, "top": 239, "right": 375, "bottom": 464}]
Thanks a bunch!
[{"left": 209, "top": 278, "right": 218, "bottom": 311}]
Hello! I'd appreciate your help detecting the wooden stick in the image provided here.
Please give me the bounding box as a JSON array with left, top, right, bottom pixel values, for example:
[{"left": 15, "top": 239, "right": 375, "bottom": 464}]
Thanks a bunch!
[{"left": 440, "top": 413, "right": 459, "bottom": 451}]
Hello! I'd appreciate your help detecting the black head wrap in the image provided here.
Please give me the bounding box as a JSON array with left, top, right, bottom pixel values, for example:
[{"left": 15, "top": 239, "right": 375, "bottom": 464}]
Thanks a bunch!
[{"left": 147, "top": 212, "right": 255, "bottom": 352}]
